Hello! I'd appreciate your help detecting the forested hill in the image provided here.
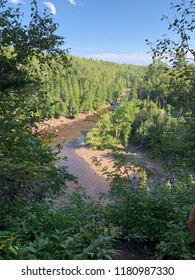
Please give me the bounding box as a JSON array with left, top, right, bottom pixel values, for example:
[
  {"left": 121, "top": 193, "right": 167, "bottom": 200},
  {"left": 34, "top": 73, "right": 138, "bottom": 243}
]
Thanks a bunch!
[{"left": 39, "top": 56, "right": 146, "bottom": 118}]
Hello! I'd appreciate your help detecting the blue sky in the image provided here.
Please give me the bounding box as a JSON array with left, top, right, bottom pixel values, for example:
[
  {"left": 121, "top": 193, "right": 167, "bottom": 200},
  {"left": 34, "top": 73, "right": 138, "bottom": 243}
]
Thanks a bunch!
[{"left": 8, "top": 0, "right": 184, "bottom": 65}]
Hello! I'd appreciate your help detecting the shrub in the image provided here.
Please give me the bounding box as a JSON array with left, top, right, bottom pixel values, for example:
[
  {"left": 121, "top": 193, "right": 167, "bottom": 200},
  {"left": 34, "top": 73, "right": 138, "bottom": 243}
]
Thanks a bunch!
[
  {"left": 105, "top": 177, "right": 195, "bottom": 259},
  {"left": 0, "top": 189, "right": 118, "bottom": 260}
]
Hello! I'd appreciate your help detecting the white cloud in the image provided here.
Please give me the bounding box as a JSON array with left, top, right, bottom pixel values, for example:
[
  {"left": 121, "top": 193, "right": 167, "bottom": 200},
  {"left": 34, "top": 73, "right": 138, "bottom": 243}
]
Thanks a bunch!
[
  {"left": 68, "top": 0, "right": 77, "bottom": 6},
  {"left": 44, "top": 1, "right": 57, "bottom": 15},
  {"left": 84, "top": 53, "right": 152, "bottom": 66},
  {"left": 9, "top": 0, "right": 24, "bottom": 4}
]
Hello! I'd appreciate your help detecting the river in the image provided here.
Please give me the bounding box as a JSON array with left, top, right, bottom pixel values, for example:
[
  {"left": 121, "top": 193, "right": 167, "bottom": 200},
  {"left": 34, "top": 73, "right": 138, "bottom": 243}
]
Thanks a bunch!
[
  {"left": 49, "top": 107, "right": 166, "bottom": 200},
  {"left": 50, "top": 113, "right": 101, "bottom": 148},
  {"left": 49, "top": 112, "right": 111, "bottom": 198}
]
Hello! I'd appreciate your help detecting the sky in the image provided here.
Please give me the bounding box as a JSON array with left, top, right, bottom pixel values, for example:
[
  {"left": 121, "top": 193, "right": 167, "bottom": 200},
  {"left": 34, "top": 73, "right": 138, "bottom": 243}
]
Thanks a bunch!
[{"left": 7, "top": 0, "right": 187, "bottom": 65}]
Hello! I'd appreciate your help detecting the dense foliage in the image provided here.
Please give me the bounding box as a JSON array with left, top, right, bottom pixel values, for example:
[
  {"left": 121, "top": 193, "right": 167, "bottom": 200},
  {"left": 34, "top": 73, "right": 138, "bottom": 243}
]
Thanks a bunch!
[
  {"left": 0, "top": 1, "right": 73, "bottom": 213},
  {"left": 86, "top": 102, "right": 139, "bottom": 149},
  {"left": 38, "top": 56, "right": 145, "bottom": 118},
  {"left": 86, "top": 62, "right": 195, "bottom": 169},
  {"left": 0, "top": 190, "right": 117, "bottom": 260},
  {"left": 107, "top": 176, "right": 195, "bottom": 259}
]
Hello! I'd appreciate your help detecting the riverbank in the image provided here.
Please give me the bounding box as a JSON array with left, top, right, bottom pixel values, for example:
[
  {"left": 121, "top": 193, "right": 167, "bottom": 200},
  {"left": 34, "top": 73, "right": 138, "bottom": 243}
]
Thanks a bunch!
[
  {"left": 74, "top": 144, "right": 114, "bottom": 178},
  {"left": 55, "top": 146, "right": 111, "bottom": 200},
  {"left": 38, "top": 112, "right": 98, "bottom": 132},
  {"left": 73, "top": 144, "right": 164, "bottom": 187},
  {"left": 38, "top": 106, "right": 111, "bottom": 132},
  {"left": 57, "top": 142, "right": 164, "bottom": 199}
]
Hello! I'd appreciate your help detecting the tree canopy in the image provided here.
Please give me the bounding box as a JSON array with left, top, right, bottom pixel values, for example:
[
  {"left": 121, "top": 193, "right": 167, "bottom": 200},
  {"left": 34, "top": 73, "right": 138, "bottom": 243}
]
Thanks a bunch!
[{"left": 0, "top": 0, "right": 72, "bottom": 210}]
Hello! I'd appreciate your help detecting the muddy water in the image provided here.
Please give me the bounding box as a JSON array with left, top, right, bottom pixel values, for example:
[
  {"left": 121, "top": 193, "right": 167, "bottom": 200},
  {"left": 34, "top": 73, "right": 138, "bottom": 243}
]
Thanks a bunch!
[
  {"left": 49, "top": 113, "right": 110, "bottom": 198},
  {"left": 50, "top": 114, "right": 100, "bottom": 148}
]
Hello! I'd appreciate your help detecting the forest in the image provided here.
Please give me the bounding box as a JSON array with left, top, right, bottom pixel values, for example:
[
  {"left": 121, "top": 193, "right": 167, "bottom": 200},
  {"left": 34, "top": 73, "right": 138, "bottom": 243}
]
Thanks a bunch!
[
  {"left": 40, "top": 56, "right": 145, "bottom": 118},
  {"left": 0, "top": 0, "right": 195, "bottom": 260}
]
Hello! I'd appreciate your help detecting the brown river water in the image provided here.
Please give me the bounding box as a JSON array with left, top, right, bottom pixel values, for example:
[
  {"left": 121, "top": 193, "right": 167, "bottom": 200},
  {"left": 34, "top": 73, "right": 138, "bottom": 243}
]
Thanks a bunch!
[{"left": 49, "top": 113, "right": 111, "bottom": 198}]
